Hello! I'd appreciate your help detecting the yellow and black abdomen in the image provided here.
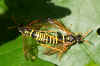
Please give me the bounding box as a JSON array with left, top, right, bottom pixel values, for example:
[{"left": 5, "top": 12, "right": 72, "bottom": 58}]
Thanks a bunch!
[{"left": 31, "top": 31, "right": 59, "bottom": 44}]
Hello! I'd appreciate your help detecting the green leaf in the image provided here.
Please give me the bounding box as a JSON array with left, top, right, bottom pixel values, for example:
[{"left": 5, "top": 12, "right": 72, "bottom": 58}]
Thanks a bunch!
[
  {"left": 38, "top": 0, "right": 100, "bottom": 66},
  {"left": 0, "top": 0, "right": 8, "bottom": 15},
  {"left": 0, "top": 36, "right": 55, "bottom": 66}
]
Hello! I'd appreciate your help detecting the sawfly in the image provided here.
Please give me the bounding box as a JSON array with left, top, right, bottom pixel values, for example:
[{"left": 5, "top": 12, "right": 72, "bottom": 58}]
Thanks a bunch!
[{"left": 10, "top": 16, "right": 93, "bottom": 61}]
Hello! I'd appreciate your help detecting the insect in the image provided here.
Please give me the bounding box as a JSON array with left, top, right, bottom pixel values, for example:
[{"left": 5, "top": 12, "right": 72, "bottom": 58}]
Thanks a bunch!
[{"left": 17, "top": 17, "right": 93, "bottom": 60}]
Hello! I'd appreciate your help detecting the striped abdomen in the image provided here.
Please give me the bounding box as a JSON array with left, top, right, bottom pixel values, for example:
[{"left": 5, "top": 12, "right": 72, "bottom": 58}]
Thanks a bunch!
[{"left": 31, "top": 31, "right": 59, "bottom": 44}]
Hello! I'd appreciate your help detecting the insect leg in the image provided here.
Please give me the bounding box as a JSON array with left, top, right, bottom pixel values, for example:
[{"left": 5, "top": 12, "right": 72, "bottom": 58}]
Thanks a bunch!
[
  {"left": 28, "top": 19, "right": 41, "bottom": 26},
  {"left": 40, "top": 44, "right": 62, "bottom": 52},
  {"left": 82, "top": 29, "right": 92, "bottom": 38},
  {"left": 57, "top": 42, "right": 72, "bottom": 60},
  {"left": 8, "top": 16, "right": 18, "bottom": 29},
  {"left": 27, "top": 19, "right": 54, "bottom": 30},
  {"left": 57, "top": 47, "right": 69, "bottom": 60},
  {"left": 11, "top": 16, "right": 17, "bottom": 24},
  {"left": 44, "top": 48, "right": 58, "bottom": 55},
  {"left": 84, "top": 40, "right": 92, "bottom": 45}
]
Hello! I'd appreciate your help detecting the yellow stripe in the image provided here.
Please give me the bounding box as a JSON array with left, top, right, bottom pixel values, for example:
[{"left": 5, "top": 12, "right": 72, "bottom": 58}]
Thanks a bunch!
[
  {"left": 41, "top": 33, "right": 44, "bottom": 41},
  {"left": 55, "top": 36, "right": 58, "bottom": 44},
  {"left": 62, "top": 35, "right": 65, "bottom": 43},
  {"left": 38, "top": 32, "right": 41, "bottom": 40},
  {"left": 46, "top": 33, "right": 48, "bottom": 43},
  {"left": 43, "top": 33, "right": 46, "bottom": 41},
  {"left": 36, "top": 32, "right": 39, "bottom": 40},
  {"left": 30, "top": 29, "right": 34, "bottom": 37},
  {"left": 24, "top": 31, "right": 29, "bottom": 34},
  {"left": 40, "top": 33, "right": 44, "bottom": 41},
  {"left": 67, "top": 37, "right": 70, "bottom": 40},
  {"left": 50, "top": 36, "right": 52, "bottom": 44},
  {"left": 40, "top": 33, "right": 43, "bottom": 41},
  {"left": 35, "top": 32, "right": 38, "bottom": 40}
]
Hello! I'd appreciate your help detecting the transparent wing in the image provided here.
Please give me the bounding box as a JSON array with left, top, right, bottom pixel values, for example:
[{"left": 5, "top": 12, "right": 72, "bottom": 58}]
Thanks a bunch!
[
  {"left": 47, "top": 18, "right": 72, "bottom": 35},
  {"left": 22, "top": 35, "right": 38, "bottom": 61}
]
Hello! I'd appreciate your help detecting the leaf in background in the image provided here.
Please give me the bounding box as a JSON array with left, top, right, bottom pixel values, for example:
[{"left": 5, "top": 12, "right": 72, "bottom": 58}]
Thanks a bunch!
[
  {"left": 0, "top": 0, "right": 8, "bottom": 15},
  {"left": 38, "top": 0, "right": 100, "bottom": 66}
]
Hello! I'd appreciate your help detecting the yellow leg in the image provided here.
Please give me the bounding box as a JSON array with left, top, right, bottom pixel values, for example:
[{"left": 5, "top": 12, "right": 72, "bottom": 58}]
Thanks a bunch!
[
  {"left": 58, "top": 51, "right": 63, "bottom": 61},
  {"left": 57, "top": 42, "right": 72, "bottom": 60},
  {"left": 44, "top": 48, "right": 58, "bottom": 55},
  {"left": 84, "top": 40, "right": 91, "bottom": 45},
  {"left": 40, "top": 44, "right": 62, "bottom": 52},
  {"left": 8, "top": 16, "right": 17, "bottom": 29},
  {"left": 63, "top": 42, "right": 73, "bottom": 47},
  {"left": 58, "top": 47, "right": 69, "bottom": 61},
  {"left": 28, "top": 20, "right": 41, "bottom": 26},
  {"left": 83, "top": 29, "right": 92, "bottom": 38}
]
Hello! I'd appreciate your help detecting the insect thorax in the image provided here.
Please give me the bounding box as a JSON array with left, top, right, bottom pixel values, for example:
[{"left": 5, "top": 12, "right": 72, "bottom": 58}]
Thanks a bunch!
[{"left": 75, "top": 34, "right": 83, "bottom": 44}]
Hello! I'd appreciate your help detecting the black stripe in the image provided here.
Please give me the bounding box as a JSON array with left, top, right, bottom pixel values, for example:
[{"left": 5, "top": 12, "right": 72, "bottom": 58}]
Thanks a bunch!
[{"left": 57, "top": 32, "right": 63, "bottom": 40}]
